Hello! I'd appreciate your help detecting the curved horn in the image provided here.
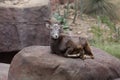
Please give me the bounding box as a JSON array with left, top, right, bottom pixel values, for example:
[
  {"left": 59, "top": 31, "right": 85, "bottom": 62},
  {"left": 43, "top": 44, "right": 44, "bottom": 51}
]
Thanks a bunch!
[{"left": 44, "top": 19, "right": 52, "bottom": 25}]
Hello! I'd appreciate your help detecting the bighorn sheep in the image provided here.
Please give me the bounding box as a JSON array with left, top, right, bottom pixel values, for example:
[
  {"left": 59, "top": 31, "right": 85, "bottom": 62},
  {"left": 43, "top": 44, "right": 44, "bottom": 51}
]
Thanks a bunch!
[{"left": 45, "top": 20, "right": 94, "bottom": 59}]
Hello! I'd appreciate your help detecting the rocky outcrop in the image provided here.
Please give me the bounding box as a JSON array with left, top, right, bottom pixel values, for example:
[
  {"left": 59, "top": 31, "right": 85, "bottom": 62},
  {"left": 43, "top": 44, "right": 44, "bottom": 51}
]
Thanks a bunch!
[
  {"left": 8, "top": 46, "right": 120, "bottom": 80},
  {"left": 0, "top": 63, "right": 10, "bottom": 80},
  {"left": 114, "top": 78, "right": 120, "bottom": 80},
  {"left": 0, "top": 0, "right": 51, "bottom": 52}
]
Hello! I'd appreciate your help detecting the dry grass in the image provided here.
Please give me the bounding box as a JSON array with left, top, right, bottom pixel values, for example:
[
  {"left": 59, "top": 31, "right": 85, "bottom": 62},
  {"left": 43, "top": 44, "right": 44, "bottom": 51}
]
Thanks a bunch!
[
  {"left": 110, "top": 0, "right": 120, "bottom": 19},
  {"left": 53, "top": 1, "right": 120, "bottom": 59}
]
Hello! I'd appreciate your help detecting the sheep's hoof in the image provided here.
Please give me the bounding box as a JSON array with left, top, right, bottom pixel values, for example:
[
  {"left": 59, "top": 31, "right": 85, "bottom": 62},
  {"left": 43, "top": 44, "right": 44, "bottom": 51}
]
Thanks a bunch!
[
  {"left": 80, "top": 55, "right": 86, "bottom": 60},
  {"left": 81, "top": 57, "right": 85, "bottom": 60},
  {"left": 64, "top": 53, "right": 80, "bottom": 58},
  {"left": 82, "top": 55, "right": 94, "bottom": 60},
  {"left": 91, "top": 56, "right": 94, "bottom": 59}
]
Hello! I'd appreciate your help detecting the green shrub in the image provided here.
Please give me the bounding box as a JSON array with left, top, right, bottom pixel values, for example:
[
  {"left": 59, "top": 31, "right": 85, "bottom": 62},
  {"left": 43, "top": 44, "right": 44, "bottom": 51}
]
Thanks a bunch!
[
  {"left": 90, "top": 16, "right": 120, "bottom": 59},
  {"left": 90, "top": 16, "right": 120, "bottom": 44},
  {"left": 82, "top": 0, "right": 119, "bottom": 20},
  {"left": 93, "top": 43, "right": 120, "bottom": 59}
]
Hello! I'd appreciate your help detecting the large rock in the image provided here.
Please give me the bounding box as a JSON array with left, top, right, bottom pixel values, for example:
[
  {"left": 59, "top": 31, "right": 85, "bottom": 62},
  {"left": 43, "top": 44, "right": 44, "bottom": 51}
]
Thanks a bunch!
[
  {"left": 0, "top": 0, "right": 51, "bottom": 52},
  {"left": 114, "top": 78, "right": 120, "bottom": 80},
  {"left": 0, "top": 63, "right": 10, "bottom": 80},
  {"left": 8, "top": 46, "right": 120, "bottom": 80}
]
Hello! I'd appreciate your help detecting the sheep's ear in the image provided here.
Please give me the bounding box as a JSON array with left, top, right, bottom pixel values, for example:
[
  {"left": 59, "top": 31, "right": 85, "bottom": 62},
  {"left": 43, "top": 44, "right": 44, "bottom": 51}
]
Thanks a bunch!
[
  {"left": 44, "top": 19, "right": 52, "bottom": 28},
  {"left": 44, "top": 19, "right": 52, "bottom": 24},
  {"left": 61, "top": 25, "right": 65, "bottom": 30}
]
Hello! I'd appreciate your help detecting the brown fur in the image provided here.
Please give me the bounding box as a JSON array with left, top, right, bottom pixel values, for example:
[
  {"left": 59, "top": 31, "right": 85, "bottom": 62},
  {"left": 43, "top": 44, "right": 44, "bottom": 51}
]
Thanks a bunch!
[
  {"left": 50, "top": 34, "right": 94, "bottom": 59},
  {"left": 45, "top": 19, "right": 94, "bottom": 59}
]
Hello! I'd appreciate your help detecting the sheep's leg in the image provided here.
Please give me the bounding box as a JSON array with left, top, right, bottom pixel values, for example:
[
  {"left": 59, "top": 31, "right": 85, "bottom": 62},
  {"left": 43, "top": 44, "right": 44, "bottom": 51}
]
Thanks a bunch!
[
  {"left": 83, "top": 55, "right": 94, "bottom": 59},
  {"left": 67, "top": 54, "right": 80, "bottom": 57},
  {"left": 64, "top": 48, "right": 80, "bottom": 58},
  {"left": 79, "top": 51, "right": 85, "bottom": 60},
  {"left": 64, "top": 48, "right": 73, "bottom": 57},
  {"left": 84, "top": 43, "right": 94, "bottom": 59}
]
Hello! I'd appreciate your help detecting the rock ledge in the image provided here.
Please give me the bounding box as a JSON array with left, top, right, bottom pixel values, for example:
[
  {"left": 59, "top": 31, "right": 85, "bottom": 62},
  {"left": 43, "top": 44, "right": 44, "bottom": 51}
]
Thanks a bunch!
[{"left": 8, "top": 46, "right": 120, "bottom": 80}]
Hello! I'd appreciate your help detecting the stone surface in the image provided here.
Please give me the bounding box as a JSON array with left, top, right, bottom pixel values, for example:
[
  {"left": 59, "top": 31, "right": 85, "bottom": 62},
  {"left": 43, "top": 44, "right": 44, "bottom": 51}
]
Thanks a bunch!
[
  {"left": 0, "top": 63, "right": 10, "bottom": 80},
  {"left": 8, "top": 46, "right": 120, "bottom": 80},
  {"left": 0, "top": 0, "right": 51, "bottom": 52},
  {"left": 114, "top": 79, "right": 120, "bottom": 80}
]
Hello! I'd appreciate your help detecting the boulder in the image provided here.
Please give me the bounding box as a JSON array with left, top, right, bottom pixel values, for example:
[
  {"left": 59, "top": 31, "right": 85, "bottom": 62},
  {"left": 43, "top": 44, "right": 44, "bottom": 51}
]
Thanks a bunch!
[
  {"left": 0, "top": 0, "right": 51, "bottom": 52},
  {"left": 8, "top": 46, "right": 120, "bottom": 80},
  {"left": 0, "top": 63, "right": 10, "bottom": 80},
  {"left": 114, "top": 79, "right": 120, "bottom": 80}
]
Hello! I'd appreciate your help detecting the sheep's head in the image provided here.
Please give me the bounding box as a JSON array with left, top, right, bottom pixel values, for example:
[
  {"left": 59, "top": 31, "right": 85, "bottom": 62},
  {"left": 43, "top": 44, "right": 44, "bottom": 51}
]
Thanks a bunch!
[{"left": 45, "top": 19, "right": 63, "bottom": 39}]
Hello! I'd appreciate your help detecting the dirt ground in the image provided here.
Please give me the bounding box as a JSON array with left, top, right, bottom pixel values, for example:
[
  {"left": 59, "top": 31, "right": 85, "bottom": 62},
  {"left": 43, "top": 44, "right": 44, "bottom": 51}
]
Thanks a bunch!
[{"left": 52, "top": 0, "right": 120, "bottom": 40}]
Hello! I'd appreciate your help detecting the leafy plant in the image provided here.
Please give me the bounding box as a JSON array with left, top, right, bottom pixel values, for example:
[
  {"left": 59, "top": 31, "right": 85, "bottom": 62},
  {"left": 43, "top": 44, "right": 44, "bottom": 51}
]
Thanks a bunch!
[
  {"left": 72, "top": 0, "right": 79, "bottom": 23},
  {"left": 93, "top": 43, "right": 120, "bottom": 59},
  {"left": 90, "top": 16, "right": 120, "bottom": 44},
  {"left": 100, "top": 16, "right": 120, "bottom": 42},
  {"left": 90, "top": 16, "right": 120, "bottom": 59},
  {"left": 82, "top": 0, "right": 119, "bottom": 20},
  {"left": 91, "top": 26, "right": 103, "bottom": 43},
  {"left": 53, "top": 0, "right": 71, "bottom": 30},
  {"left": 53, "top": 13, "right": 69, "bottom": 30}
]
